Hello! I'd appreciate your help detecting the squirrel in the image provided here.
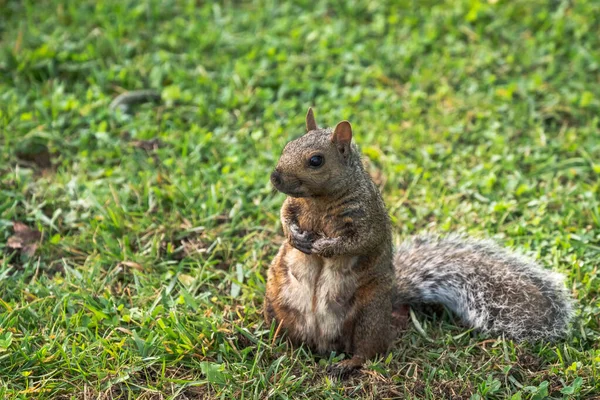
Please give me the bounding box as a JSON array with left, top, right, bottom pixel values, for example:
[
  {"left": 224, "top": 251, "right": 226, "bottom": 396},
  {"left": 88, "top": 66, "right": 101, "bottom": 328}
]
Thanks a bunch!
[{"left": 264, "top": 108, "right": 574, "bottom": 378}]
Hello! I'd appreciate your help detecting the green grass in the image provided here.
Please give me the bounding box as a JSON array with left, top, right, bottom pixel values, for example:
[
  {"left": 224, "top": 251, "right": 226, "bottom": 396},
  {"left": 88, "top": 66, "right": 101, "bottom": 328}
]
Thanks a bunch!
[{"left": 1, "top": 0, "right": 599, "bottom": 398}]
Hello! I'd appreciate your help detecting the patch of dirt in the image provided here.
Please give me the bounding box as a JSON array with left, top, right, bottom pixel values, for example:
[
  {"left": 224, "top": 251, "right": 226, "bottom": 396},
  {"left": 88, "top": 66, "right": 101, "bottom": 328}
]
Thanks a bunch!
[
  {"left": 131, "top": 138, "right": 164, "bottom": 152},
  {"left": 16, "top": 144, "right": 54, "bottom": 170},
  {"left": 516, "top": 348, "right": 544, "bottom": 372},
  {"left": 180, "top": 384, "right": 212, "bottom": 399},
  {"left": 213, "top": 213, "right": 231, "bottom": 225}
]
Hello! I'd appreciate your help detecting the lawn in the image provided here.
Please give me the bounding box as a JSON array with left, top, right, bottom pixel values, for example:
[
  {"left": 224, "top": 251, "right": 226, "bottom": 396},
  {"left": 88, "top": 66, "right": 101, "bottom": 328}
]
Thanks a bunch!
[{"left": 1, "top": 0, "right": 599, "bottom": 398}]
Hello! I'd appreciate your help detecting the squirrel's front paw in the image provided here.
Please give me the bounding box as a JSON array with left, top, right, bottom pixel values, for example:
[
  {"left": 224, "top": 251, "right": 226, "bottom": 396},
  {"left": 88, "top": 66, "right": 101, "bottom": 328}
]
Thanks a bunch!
[
  {"left": 311, "top": 238, "right": 335, "bottom": 258},
  {"left": 288, "top": 223, "right": 317, "bottom": 254}
]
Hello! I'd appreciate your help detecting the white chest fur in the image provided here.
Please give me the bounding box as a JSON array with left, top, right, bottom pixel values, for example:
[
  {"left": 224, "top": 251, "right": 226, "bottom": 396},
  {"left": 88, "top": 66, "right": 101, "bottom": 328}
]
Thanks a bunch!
[{"left": 282, "top": 249, "right": 358, "bottom": 352}]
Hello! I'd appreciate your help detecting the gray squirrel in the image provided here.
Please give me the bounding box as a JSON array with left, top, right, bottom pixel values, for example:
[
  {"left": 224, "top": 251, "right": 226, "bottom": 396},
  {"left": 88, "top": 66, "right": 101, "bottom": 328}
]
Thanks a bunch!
[{"left": 264, "top": 108, "right": 574, "bottom": 377}]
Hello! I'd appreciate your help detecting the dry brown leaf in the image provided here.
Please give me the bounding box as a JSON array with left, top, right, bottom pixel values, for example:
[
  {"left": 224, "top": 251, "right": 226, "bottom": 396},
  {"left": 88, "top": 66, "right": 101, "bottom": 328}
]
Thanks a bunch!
[
  {"left": 178, "top": 273, "right": 195, "bottom": 287},
  {"left": 115, "top": 327, "right": 133, "bottom": 335},
  {"left": 119, "top": 261, "right": 144, "bottom": 271},
  {"left": 6, "top": 222, "right": 42, "bottom": 257}
]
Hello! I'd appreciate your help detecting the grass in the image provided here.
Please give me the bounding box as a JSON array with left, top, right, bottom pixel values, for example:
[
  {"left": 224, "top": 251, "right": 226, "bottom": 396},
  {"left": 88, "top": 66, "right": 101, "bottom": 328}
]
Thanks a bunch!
[{"left": 0, "top": 0, "right": 599, "bottom": 398}]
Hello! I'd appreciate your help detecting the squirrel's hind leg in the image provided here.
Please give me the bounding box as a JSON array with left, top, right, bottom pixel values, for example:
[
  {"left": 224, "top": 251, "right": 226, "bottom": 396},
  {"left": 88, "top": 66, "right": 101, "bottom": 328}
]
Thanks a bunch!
[{"left": 326, "top": 284, "right": 395, "bottom": 379}]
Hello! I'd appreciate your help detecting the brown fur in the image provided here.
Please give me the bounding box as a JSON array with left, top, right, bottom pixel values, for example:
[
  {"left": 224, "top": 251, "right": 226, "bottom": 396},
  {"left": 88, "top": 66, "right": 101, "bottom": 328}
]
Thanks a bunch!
[{"left": 265, "top": 109, "right": 397, "bottom": 377}]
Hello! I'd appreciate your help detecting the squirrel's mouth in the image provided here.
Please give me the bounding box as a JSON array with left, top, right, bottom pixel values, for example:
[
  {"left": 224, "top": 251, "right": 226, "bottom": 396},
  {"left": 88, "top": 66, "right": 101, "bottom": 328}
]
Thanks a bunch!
[
  {"left": 271, "top": 170, "right": 308, "bottom": 197},
  {"left": 282, "top": 189, "right": 309, "bottom": 198},
  {"left": 274, "top": 183, "right": 308, "bottom": 198}
]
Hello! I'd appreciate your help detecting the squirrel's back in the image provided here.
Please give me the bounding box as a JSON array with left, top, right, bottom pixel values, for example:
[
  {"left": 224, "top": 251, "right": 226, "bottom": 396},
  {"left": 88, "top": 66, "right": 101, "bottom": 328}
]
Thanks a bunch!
[{"left": 394, "top": 234, "right": 573, "bottom": 341}]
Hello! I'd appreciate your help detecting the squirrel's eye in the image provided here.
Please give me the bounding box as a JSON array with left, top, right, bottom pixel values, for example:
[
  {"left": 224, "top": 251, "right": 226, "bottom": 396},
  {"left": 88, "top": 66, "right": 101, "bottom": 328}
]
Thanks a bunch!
[{"left": 309, "top": 155, "right": 324, "bottom": 168}]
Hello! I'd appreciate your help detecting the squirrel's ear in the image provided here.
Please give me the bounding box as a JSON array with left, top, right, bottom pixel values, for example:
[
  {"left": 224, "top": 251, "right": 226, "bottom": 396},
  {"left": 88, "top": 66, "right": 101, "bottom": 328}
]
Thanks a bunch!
[
  {"left": 306, "top": 107, "right": 318, "bottom": 132},
  {"left": 331, "top": 121, "right": 353, "bottom": 158}
]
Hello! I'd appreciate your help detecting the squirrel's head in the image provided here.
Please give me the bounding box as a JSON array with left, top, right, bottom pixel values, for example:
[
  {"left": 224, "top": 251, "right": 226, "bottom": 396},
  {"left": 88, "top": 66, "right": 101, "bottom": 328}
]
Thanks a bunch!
[{"left": 271, "top": 108, "right": 360, "bottom": 198}]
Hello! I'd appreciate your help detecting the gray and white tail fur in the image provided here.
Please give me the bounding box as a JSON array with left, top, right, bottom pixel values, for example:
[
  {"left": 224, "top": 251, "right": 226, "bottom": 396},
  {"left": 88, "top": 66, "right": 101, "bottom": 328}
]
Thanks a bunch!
[{"left": 394, "top": 234, "right": 574, "bottom": 341}]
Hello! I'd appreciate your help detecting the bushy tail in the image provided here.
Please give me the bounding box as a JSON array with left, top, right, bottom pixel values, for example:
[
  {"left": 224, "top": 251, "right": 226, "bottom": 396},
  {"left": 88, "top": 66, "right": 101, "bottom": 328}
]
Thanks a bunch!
[{"left": 394, "top": 234, "right": 574, "bottom": 341}]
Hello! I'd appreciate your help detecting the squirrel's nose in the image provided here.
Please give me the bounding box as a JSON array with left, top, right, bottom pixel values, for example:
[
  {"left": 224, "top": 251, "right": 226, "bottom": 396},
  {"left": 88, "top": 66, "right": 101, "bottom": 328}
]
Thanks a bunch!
[{"left": 270, "top": 170, "right": 283, "bottom": 187}]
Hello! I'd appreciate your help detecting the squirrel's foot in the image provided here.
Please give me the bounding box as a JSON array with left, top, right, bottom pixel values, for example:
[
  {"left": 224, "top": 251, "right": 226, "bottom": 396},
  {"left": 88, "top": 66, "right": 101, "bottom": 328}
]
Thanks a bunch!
[
  {"left": 326, "top": 356, "right": 364, "bottom": 379},
  {"left": 288, "top": 223, "right": 317, "bottom": 254}
]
